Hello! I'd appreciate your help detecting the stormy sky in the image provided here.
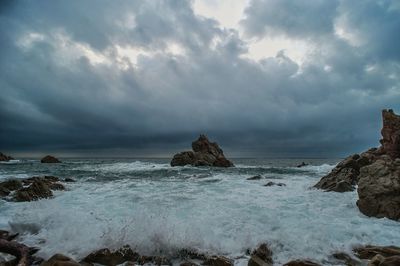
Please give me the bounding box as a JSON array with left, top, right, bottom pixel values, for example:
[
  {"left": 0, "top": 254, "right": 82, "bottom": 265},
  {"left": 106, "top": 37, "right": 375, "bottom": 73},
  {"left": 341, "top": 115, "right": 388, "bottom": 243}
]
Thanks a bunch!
[{"left": 1, "top": 0, "right": 399, "bottom": 157}]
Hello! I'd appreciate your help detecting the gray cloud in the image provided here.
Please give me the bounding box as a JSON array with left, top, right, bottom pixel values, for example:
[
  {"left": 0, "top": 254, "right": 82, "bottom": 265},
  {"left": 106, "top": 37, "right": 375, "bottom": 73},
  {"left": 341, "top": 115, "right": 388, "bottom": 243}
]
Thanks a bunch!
[{"left": 0, "top": 0, "right": 399, "bottom": 157}]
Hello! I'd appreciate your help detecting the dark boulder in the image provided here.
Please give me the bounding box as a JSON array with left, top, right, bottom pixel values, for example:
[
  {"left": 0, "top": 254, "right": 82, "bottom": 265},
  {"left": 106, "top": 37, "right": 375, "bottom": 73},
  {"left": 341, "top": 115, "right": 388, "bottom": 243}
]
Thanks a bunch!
[
  {"left": 14, "top": 180, "right": 53, "bottom": 202},
  {"left": 171, "top": 135, "right": 233, "bottom": 167},
  {"left": 0, "top": 152, "right": 14, "bottom": 161},
  {"left": 81, "top": 245, "right": 139, "bottom": 265},
  {"left": 353, "top": 245, "right": 400, "bottom": 260},
  {"left": 297, "top": 162, "right": 308, "bottom": 168},
  {"left": 41, "top": 254, "right": 81, "bottom": 266},
  {"left": 203, "top": 256, "right": 233, "bottom": 266},
  {"left": 248, "top": 243, "right": 273, "bottom": 266},
  {"left": 0, "top": 179, "right": 23, "bottom": 197},
  {"left": 264, "top": 181, "right": 286, "bottom": 187},
  {"left": 247, "top": 175, "right": 263, "bottom": 180},
  {"left": 41, "top": 155, "right": 61, "bottom": 163},
  {"left": 282, "top": 260, "right": 321, "bottom": 266}
]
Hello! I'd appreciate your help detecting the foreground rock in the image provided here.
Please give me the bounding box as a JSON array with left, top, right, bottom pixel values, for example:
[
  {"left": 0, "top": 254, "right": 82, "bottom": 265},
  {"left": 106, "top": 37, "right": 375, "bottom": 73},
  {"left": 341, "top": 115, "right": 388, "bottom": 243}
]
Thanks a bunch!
[
  {"left": 314, "top": 109, "right": 400, "bottom": 220},
  {"left": 0, "top": 152, "right": 14, "bottom": 161},
  {"left": 0, "top": 230, "right": 40, "bottom": 266},
  {"left": 282, "top": 260, "right": 321, "bottom": 266},
  {"left": 41, "top": 254, "right": 81, "bottom": 266},
  {"left": 81, "top": 245, "right": 139, "bottom": 265},
  {"left": 354, "top": 245, "right": 400, "bottom": 266},
  {"left": 171, "top": 135, "right": 233, "bottom": 167},
  {"left": 0, "top": 176, "right": 66, "bottom": 202},
  {"left": 41, "top": 155, "right": 61, "bottom": 163},
  {"left": 248, "top": 243, "right": 273, "bottom": 266}
]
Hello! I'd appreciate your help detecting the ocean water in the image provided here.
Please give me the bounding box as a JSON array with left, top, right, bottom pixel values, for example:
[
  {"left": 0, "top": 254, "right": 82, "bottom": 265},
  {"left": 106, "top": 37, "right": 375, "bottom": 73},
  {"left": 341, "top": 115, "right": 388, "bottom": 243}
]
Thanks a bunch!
[{"left": 0, "top": 158, "right": 399, "bottom": 265}]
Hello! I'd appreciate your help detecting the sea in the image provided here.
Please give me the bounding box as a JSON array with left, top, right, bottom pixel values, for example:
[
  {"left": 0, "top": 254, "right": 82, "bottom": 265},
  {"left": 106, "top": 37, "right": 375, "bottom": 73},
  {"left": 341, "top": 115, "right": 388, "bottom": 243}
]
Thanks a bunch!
[{"left": 0, "top": 158, "right": 399, "bottom": 265}]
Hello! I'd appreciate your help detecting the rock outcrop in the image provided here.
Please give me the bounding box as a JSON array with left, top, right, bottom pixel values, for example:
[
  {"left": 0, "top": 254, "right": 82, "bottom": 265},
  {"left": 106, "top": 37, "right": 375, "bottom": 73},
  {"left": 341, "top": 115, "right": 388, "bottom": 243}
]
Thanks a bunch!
[
  {"left": 171, "top": 135, "right": 233, "bottom": 167},
  {"left": 41, "top": 155, "right": 61, "bottom": 163},
  {"left": 248, "top": 243, "right": 273, "bottom": 266},
  {"left": 0, "top": 152, "right": 14, "bottom": 161},
  {"left": 0, "top": 176, "right": 66, "bottom": 202},
  {"left": 314, "top": 109, "right": 400, "bottom": 220}
]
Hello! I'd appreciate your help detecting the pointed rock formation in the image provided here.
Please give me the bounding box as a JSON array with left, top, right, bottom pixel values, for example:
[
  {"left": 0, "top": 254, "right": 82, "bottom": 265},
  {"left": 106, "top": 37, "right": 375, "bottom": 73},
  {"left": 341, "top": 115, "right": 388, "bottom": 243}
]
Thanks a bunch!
[
  {"left": 314, "top": 109, "right": 400, "bottom": 220},
  {"left": 171, "top": 135, "right": 233, "bottom": 167},
  {"left": 0, "top": 152, "right": 14, "bottom": 161}
]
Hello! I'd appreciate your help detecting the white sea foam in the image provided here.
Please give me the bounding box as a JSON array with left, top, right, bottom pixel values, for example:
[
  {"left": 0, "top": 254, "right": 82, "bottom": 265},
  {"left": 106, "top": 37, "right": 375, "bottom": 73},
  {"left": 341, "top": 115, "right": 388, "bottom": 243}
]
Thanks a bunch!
[
  {"left": 0, "top": 161, "right": 399, "bottom": 265},
  {"left": 73, "top": 161, "right": 171, "bottom": 172}
]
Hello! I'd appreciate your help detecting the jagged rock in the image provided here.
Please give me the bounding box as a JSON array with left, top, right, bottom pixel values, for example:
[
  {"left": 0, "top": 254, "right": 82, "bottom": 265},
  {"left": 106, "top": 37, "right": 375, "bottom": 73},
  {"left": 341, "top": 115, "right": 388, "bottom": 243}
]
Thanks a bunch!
[
  {"left": 356, "top": 157, "right": 400, "bottom": 220},
  {"left": 353, "top": 245, "right": 400, "bottom": 260},
  {"left": 248, "top": 243, "right": 273, "bottom": 266},
  {"left": 247, "top": 175, "right": 263, "bottom": 180},
  {"left": 264, "top": 181, "right": 286, "bottom": 187},
  {"left": 14, "top": 180, "right": 53, "bottom": 202},
  {"left": 81, "top": 245, "right": 139, "bottom": 265},
  {"left": 0, "top": 152, "right": 14, "bottom": 161},
  {"left": 171, "top": 135, "right": 233, "bottom": 167},
  {"left": 41, "top": 155, "right": 61, "bottom": 163},
  {"left": 380, "top": 109, "right": 400, "bottom": 159},
  {"left": 0, "top": 176, "right": 65, "bottom": 202},
  {"left": 282, "top": 260, "right": 321, "bottom": 266},
  {"left": 297, "top": 162, "right": 308, "bottom": 168},
  {"left": 41, "top": 254, "right": 81, "bottom": 266},
  {"left": 202, "top": 256, "right": 233, "bottom": 266}
]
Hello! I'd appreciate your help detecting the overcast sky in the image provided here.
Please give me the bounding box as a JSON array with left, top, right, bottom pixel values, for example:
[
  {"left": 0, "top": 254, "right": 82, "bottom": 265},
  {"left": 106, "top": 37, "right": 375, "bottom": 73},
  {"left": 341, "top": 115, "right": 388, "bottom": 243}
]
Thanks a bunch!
[{"left": 1, "top": 0, "right": 399, "bottom": 158}]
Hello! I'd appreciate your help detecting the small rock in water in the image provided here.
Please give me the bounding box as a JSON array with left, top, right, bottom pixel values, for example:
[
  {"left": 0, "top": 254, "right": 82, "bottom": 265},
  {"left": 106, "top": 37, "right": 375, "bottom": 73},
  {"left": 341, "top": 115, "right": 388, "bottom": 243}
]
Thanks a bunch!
[
  {"left": 64, "top": 178, "right": 76, "bottom": 182},
  {"left": 247, "top": 175, "right": 263, "bottom": 180},
  {"left": 81, "top": 245, "right": 139, "bottom": 265},
  {"left": 297, "top": 162, "right": 308, "bottom": 168},
  {"left": 41, "top": 155, "right": 61, "bottom": 163},
  {"left": 264, "top": 181, "right": 286, "bottom": 187}
]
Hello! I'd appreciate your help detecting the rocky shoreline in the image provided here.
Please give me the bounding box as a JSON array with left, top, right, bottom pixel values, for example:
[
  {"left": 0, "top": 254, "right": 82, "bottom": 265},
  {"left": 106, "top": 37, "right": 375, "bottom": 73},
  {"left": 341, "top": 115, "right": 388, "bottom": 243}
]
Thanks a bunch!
[{"left": 314, "top": 109, "right": 400, "bottom": 221}]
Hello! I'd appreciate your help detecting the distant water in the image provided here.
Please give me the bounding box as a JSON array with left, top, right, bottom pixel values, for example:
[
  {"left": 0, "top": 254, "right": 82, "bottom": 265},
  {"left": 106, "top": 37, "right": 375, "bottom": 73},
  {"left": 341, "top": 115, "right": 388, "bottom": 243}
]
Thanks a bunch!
[{"left": 0, "top": 158, "right": 399, "bottom": 265}]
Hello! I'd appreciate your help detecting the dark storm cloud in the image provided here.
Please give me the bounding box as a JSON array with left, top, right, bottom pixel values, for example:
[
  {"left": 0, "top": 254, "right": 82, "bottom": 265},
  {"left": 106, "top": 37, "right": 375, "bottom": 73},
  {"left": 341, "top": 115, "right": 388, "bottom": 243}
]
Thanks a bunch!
[{"left": 0, "top": 0, "right": 399, "bottom": 157}]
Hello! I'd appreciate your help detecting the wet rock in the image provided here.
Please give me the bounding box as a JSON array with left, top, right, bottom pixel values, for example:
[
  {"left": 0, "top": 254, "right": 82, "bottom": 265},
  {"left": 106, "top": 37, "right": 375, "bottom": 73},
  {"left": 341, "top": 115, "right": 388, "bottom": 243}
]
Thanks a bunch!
[
  {"left": 356, "top": 157, "right": 400, "bottom": 220},
  {"left": 203, "top": 256, "right": 233, "bottom": 266},
  {"left": 375, "top": 255, "right": 400, "bottom": 266},
  {"left": 282, "top": 260, "right": 321, "bottom": 266},
  {"left": 14, "top": 180, "right": 53, "bottom": 202},
  {"left": 0, "top": 152, "right": 14, "bottom": 161},
  {"left": 380, "top": 109, "right": 400, "bottom": 159},
  {"left": 171, "top": 135, "right": 233, "bottom": 167},
  {"left": 297, "top": 162, "right": 308, "bottom": 168},
  {"left": 41, "top": 155, "right": 61, "bottom": 163},
  {"left": 331, "top": 252, "right": 362, "bottom": 266},
  {"left": 353, "top": 245, "right": 400, "bottom": 260},
  {"left": 0, "top": 179, "right": 23, "bottom": 197},
  {"left": 64, "top": 178, "right": 76, "bottom": 182},
  {"left": 328, "top": 180, "right": 354, "bottom": 193},
  {"left": 181, "top": 261, "right": 200, "bottom": 266},
  {"left": 81, "top": 245, "right": 139, "bottom": 266},
  {"left": 41, "top": 254, "right": 81, "bottom": 266},
  {"left": 264, "top": 181, "right": 286, "bottom": 187},
  {"left": 247, "top": 175, "right": 263, "bottom": 180},
  {"left": 248, "top": 243, "right": 273, "bottom": 266}
]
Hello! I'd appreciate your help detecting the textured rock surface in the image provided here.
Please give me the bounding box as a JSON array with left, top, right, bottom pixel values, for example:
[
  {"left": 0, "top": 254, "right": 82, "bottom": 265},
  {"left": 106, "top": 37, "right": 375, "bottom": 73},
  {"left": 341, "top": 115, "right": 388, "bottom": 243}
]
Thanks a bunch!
[
  {"left": 357, "top": 156, "right": 400, "bottom": 220},
  {"left": 282, "top": 260, "right": 321, "bottom": 266},
  {"left": 171, "top": 135, "right": 233, "bottom": 167},
  {"left": 380, "top": 109, "right": 400, "bottom": 159},
  {"left": 0, "top": 152, "right": 14, "bottom": 161},
  {"left": 248, "top": 243, "right": 273, "bottom": 266},
  {"left": 81, "top": 245, "right": 139, "bottom": 265},
  {"left": 41, "top": 254, "right": 81, "bottom": 266},
  {"left": 41, "top": 155, "right": 61, "bottom": 163}
]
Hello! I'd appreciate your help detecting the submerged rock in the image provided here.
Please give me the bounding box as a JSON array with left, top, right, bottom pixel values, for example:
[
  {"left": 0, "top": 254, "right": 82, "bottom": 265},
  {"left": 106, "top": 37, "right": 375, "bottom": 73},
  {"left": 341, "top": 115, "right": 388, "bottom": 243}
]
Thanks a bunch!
[
  {"left": 0, "top": 152, "right": 14, "bottom": 161},
  {"left": 247, "top": 175, "right": 263, "bottom": 180},
  {"left": 171, "top": 135, "right": 233, "bottom": 167},
  {"left": 41, "top": 155, "right": 61, "bottom": 163},
  {"left": 297, "top": 162, "right": 308, "bottom": 168},
  {"left": 264, "top": 181, "right": 286, "bottom": 187},
  {"left": 248, "top": 243, "right": 273, "bottom": 266}
]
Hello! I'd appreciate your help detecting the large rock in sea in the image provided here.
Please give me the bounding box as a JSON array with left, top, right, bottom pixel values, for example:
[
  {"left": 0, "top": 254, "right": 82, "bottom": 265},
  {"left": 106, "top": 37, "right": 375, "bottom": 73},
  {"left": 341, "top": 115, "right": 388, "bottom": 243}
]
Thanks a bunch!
[
  {"left": 171, "top": 135, "right": 233, "bottom": 167},
  {"left": 41, "top": 155, "right": 61, "bottom": 163},
  {"left": 0, "top": 152, "right": 14, "bottom": 161},
  {"left": 314, "top": 109, "right": 400, "bottom": 220}
]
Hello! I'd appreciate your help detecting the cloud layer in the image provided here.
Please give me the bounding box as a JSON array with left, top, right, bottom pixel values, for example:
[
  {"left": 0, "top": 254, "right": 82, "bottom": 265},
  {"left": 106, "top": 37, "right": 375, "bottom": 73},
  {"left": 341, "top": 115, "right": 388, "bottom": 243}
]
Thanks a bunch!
[{"left": 1, "top": 0, "right": 399, "bottom": 157}]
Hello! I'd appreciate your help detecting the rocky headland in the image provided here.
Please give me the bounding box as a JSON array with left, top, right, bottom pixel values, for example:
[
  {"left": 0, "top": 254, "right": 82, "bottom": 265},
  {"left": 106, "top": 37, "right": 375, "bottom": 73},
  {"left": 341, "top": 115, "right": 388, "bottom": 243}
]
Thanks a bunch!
[
  {"left": 314, "top": 109, "right": 400, "bottom": 220},
  {"left": 171, "top": 135, "right": 233, "bottom": 167},
  {"left": 0, "top": 152, "right": 14, "bottom": 162}
]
